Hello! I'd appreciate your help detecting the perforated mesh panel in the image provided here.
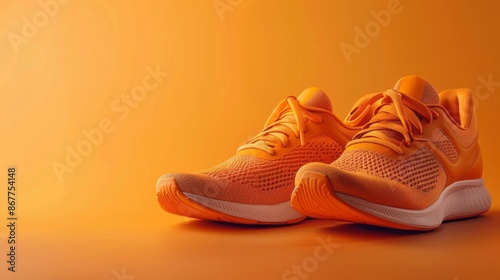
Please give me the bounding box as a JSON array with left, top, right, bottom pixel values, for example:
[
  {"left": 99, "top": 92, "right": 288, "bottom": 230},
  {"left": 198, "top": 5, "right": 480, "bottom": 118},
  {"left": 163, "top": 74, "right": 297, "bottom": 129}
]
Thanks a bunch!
[
  {"left": 430, "top": 129, "right": 459, "bottom": 162},
  {"left": 332, "top": 148, "right": 440, "bottom": 192},
  {"left": 420, "top": 82, "right": 439, "bottom": 104},
  {"left": 301, "top": 91, "right": 332, "bottom": 111}
]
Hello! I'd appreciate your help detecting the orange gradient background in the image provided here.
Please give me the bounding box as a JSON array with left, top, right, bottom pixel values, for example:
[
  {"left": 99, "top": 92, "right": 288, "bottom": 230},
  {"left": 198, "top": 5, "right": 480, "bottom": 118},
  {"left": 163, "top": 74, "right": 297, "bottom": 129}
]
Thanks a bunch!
[{"left": 1, "top": 0, "right": 499, "bottom": 279}]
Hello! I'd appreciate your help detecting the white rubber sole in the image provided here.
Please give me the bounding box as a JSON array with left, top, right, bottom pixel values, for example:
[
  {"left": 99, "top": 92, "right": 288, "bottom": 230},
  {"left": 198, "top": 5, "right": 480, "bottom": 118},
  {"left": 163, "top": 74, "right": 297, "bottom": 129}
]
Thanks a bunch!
[
  {"left": 337, "top": 179, "right": 491, "bottom": 229},
  {"left": 184, "top": 192, "right": 305, "bottom": 223}
]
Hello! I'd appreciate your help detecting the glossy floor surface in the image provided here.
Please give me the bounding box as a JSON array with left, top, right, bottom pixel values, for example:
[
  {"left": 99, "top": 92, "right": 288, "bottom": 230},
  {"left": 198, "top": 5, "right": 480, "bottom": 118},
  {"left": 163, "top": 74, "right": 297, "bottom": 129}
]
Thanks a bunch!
[{"left": 5, "top": 205, "right": 500, "bottom": 280}]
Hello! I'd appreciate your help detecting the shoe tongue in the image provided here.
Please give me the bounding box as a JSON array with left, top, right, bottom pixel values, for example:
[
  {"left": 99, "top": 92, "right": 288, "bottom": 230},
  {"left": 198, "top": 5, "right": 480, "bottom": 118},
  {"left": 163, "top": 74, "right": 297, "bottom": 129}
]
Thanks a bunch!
[
  {"left": 297, "top": 87, "right": 333, "bottom": 112},
  {"left": 393, "top": 75, "right": 439, "bottom": 104}
]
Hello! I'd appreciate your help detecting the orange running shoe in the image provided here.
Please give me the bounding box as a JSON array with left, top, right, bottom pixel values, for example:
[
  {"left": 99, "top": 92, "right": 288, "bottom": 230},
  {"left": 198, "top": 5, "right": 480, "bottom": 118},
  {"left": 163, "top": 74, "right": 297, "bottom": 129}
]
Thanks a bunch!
[
  {"left": 291, "top": 76, "right": 491, "bottom": 230},
  {"left": 156, "top": 88, "right": 382, "bottom": 224}
]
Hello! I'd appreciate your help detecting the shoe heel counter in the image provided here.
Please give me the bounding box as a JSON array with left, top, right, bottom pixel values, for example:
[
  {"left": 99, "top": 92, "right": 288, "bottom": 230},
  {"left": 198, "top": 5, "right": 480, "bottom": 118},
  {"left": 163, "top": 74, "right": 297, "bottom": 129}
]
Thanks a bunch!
[
  {"left": 465, "top": 95, "right": 483, "bottom": 180},
  {"left": 459, "top": 94, "right": 483, "bottom": 180}
]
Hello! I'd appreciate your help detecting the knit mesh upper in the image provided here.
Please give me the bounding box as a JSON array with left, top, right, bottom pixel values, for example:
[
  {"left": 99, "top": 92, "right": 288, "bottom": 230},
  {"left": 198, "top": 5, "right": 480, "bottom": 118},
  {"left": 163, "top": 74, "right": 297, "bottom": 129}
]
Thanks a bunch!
[
  {"left": 176, "top": 137, "right": 344, "bottom": 204},
  {"left": 332, "top": 148, "right": 441, "bottom": 192}
]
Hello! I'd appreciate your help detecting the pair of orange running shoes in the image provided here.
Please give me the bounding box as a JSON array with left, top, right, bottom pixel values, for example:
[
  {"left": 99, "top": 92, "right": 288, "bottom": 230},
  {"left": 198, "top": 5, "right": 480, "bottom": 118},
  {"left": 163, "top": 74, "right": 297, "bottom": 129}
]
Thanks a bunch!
[{"left": 156, "top": 75, "right": 491, "bottom": 230}]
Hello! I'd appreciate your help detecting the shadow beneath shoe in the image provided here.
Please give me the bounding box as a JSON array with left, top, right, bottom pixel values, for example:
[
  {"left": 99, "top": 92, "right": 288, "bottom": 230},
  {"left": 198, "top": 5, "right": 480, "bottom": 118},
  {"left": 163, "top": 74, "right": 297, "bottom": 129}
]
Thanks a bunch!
[
  {"left": 171, "top": 209, "right": 499, "bottom": 246},
  {"left": 175, "top": 218, "right": 302, "bottom": 232},
  {"left": 324, "top": 222, "right": 429, "bottom": 236},
  {"left": 315, "top": 209, "right": 498, "bottom": 245},
  {"left": 316, "top": 222, "right": 431, "bottom": 244}
]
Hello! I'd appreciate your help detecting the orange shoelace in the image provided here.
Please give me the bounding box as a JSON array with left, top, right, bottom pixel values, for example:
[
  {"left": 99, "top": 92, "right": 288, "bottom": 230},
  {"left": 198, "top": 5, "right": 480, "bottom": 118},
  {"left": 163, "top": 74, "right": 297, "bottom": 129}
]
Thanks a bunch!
[
  {"left": 347, "top": 89, "right": 439, "bottom": 155},
  {"left": 237, "top": 96, "right": 332, "bottom": 155}
]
